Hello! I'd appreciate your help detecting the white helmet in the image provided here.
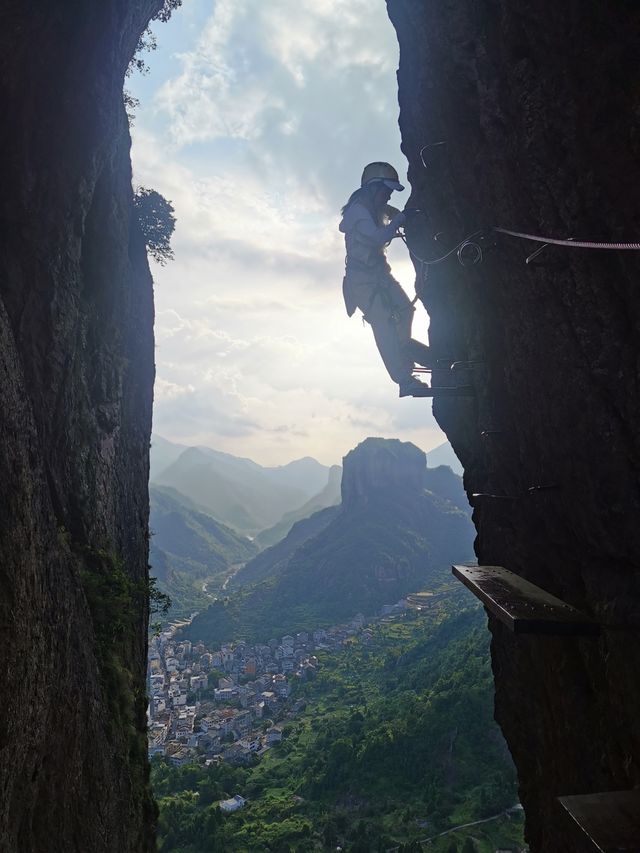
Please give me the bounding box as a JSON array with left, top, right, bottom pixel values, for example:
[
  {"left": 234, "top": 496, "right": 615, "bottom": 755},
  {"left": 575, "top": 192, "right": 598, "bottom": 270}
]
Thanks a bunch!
[{"left": 360, "top": 161, "right": 404, "bottom": 192}]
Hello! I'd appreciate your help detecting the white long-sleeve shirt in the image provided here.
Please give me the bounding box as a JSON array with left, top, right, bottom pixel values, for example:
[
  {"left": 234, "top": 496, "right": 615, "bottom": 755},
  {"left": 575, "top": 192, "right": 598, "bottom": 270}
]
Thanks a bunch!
[{"left": 339, "top": 202, "right": 406, "bottom": 275}]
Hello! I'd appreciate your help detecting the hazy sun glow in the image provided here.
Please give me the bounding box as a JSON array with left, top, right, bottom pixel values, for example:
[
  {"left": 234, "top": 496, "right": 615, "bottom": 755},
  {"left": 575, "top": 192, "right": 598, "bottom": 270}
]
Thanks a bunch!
[{"left": 130, "top": 0, "right": 445, "bottom": 465}]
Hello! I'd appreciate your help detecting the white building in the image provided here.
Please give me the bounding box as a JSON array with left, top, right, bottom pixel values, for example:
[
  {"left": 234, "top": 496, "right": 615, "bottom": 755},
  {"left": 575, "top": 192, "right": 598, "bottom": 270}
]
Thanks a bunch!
[
  {"left": 265, "top": 727, "right": 283, "bottom": 745},
  {"left": 219, "top": 795, "right": 246, "bottom": 813},
  {"left": 214, "top": 687, "right": 236, "bottom": 702},
  {"left": 190, "top": 674, "right": 207, "bottom": 691}
]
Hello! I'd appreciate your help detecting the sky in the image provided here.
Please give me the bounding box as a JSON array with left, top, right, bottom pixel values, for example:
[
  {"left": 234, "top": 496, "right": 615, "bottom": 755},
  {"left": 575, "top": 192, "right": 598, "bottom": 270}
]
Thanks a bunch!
[{"left": 129, "top": 0, "right": 446, "bottom": 466}]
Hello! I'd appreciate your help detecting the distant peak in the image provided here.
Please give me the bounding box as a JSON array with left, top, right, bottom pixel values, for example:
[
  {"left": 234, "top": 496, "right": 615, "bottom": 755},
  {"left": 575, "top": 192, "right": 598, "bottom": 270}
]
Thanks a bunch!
[
  {"left": 341, "top": 437, "right": 426, "bottom": 506},
  {"left": 269, "top": 456, "right": 322, "bottom": 470}
]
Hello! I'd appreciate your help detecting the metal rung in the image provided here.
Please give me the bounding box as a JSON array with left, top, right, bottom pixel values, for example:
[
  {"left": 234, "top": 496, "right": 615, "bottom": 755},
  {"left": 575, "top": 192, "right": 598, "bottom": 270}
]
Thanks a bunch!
[
  {"left": 452, "top": 564, "right": 599, "bottom": 636},
  {"left": 450, "top": 360, "right": 485, "bottom": 371},
  {"left": 435, "top": 359, "right": 484, "bottom": 369},
  {"left": 471, "top": 493, "right": 519, "bottom": 501},
  {"left": 558, "top": 790, "right": 640, "bottom": 852},
  {"left": 401, "top": 385, "right": 475, "bottom": 398}
]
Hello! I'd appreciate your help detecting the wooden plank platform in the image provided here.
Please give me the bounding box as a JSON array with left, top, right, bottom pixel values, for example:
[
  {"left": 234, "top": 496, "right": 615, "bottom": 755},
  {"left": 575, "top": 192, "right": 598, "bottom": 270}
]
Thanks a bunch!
[
  {"left": 451, "top": 564, "right": 599, "bottom": 636},
  {"left": 558, "top": 790, "right": 640, "bottom": 852}
]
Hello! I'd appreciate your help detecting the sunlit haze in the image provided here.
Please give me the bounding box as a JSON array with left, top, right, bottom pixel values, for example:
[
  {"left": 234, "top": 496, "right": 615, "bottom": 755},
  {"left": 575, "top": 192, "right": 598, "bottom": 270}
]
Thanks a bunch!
[{"left": 130, "top": 0, "right": 446, "bottom": 465}]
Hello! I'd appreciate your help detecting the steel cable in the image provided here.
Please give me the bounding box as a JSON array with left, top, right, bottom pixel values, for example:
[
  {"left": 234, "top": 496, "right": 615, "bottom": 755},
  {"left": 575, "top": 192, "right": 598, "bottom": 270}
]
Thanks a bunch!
[{"left": 493, "top": 227, "right": 640, "bottom": 251}]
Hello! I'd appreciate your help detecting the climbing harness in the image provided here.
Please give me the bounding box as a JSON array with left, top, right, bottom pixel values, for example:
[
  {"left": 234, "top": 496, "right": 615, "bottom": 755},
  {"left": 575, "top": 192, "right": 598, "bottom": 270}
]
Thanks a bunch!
[{"left": 359, "top": 275, "right": 414, "bottom": 326}]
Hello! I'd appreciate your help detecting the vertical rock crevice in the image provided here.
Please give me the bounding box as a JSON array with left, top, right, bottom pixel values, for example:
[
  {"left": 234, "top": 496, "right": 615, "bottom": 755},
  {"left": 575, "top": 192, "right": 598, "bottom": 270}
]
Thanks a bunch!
[
  {"left": 388, "top": 2, "right": 640, "bottom": 848},
  {"left": 0, "top": 2, "right": 161, "bottom": 850}
]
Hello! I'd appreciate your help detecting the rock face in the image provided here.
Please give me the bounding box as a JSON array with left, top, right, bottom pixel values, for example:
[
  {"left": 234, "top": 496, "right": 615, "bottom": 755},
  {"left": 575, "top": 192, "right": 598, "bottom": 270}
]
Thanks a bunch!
[
  {"left": 341, "top": 437, "right": 426, "bottom": 506},
  {"left": 185, "top": 436, "right": 475, "bottom": 646},
  {"left": 0, "top": 2, "right": 161, "bottom": 851},
  {"left": 388, "top": 2, "right": 640, "bottom": 849}
]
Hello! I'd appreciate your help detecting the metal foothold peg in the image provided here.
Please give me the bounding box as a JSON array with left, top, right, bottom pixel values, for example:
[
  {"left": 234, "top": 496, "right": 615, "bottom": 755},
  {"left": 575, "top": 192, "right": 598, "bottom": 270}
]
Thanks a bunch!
[
  {"left": 526, "top": 237, "right": 574, "bottom": 265},
  {"left": 471, "top": 493, "right": 519, "bottom": 501},
  {"left": 525, "top": 243, "right": 549, "bottom": 264},
  {"left": 450, "top": 360, "right": 485, "bottom": 371}
]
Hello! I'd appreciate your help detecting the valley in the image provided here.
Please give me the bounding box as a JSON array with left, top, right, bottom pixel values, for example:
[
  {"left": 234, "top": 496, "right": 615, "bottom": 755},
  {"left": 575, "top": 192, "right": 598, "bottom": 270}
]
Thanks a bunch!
[
  {"left": 150, "top": 594, "right": 524, "bottom": 852},
  {"left": 147, "top": 435, "right": 524, "bottom": 852}
]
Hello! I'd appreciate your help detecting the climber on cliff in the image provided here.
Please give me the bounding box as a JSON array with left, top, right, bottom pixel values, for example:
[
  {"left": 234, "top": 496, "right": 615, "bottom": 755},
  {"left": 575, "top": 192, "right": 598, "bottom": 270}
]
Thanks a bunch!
[{"left": 339, "top": 161, "right": 432, "bottom": 397}]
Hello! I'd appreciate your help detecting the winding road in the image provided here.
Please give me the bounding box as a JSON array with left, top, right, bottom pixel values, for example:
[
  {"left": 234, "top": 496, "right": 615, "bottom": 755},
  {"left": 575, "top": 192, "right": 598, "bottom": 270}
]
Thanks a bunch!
[{"left": 387, "top": 804, "right": 522, "bottom": 850}]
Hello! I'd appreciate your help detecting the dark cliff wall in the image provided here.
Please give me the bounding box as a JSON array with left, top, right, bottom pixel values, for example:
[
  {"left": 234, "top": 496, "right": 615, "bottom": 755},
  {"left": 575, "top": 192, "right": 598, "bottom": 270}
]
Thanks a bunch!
[
  {"left": 388, "top": 2, "right": 640, "bottom": 850},
  {"left": 0, "top": 2, "right": 161, "bottom": 851}
]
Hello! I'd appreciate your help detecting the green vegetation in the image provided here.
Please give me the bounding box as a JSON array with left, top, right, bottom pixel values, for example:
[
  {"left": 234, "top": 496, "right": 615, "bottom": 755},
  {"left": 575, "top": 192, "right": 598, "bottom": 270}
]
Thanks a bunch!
[
  {"left": 153, "top": 447, "right": 316, "bottom": 535},
  {"left": 153, "top": 565, "right": 212, "bottom": 621},
  {"left": 150, "top": 484, "right": 258, "bottom": 619},
  {"left": 183, "top": 487, "right": 474, "bottom": 647},
  {"left": 229, "top": 506, "right": 339, "bottom": 591},
  {"left": 125, "top": 0, "right": 183, "bottom": 117},
  {"left": 134, "top": 188, "right": 176, "bottom": 265},
  {"left": 81, "top": 548, "right": 141, "bottom": 732},
  {"left": 80, "top": 546, "right": 162, "bottom": 828},
  {"left": 149, "top": 575, "right": 173, "bottom": 635},
  {"left": 129, "top": 0, "right": 183, "bottom": 75},
  {"left": 253, "top": 465, "right": 342, "bottom": 551},
  {"left": 153, "top": 598, "right": 523, "bottom": 851}
]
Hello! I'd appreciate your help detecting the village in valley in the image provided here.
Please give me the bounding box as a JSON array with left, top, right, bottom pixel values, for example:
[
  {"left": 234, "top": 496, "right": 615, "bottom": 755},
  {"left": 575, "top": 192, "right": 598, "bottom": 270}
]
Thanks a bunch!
[
  {"left": 146, "top": 598, "right": 428, "bottom": 794},
  {"left": 147, "top": 622, "right": 342, "bottom": 776},
  {"left": 145, "top": 592, "right": 528, "bottom": 849}
]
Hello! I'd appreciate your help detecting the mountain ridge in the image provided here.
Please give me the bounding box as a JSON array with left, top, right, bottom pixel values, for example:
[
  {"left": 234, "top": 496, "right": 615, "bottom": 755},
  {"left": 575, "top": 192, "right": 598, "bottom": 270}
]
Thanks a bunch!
[
  {"left": 183, "top": 437, "right": 475, "bottom": 646},
  {"left": 151, "top": 437, "right": 332, "bottom": 534},
  {"left": 149, "top": 485, "right": 258, "bottom": 616},
  {"left": 254, "top": 464, "right": 343, "bottom": 550}
]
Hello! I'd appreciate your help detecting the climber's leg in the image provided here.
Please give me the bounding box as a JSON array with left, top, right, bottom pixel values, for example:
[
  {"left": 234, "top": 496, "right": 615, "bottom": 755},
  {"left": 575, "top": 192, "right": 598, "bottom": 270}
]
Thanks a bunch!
[
  {"left": 384, "top": 280, "right": 433, "bottom": 368},
  {"left": 380, "top": 279, "right": 433, "bottom": 368},
  {"left": 369, "top": 315, "right": 413, "bottom": 383},
  {"left": 364, "top": 288, "right": 414, "bottom": 384}
]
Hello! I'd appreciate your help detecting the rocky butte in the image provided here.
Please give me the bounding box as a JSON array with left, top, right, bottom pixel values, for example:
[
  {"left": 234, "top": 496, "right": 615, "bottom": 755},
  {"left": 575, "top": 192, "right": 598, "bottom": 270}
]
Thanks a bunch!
[
  {"left": 388, "top": 1, "right": 640, "bottom": 850},
  {"left": 184, "top": 436, "right": 475, "bottom": 647},
  {"left": 0, "top": 2, "right": 163, "bottom": 851},
  {"left": 340, "top": 436, "right": 426, "bottom": 505}
]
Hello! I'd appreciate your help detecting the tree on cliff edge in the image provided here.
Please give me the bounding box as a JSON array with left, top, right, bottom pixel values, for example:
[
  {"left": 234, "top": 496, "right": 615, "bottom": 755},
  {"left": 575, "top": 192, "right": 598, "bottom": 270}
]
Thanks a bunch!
[
  {"left": 124, "top": 0, "right": 182, "bottom": 117},
  {"left": 129, "top": 0, "right": 183, "bottom": 75},
  {"left": 134, "top": 187, "right": 176, "bottom": 265}
]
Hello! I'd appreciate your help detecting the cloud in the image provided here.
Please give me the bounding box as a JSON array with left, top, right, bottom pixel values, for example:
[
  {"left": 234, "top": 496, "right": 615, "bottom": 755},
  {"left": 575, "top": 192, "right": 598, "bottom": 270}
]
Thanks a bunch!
[
  {"left": 151, "top": 0, "right": 406, "bottom": 208},
  {"left": 130, "top": 1, "right": 445, "bottom": 465}
]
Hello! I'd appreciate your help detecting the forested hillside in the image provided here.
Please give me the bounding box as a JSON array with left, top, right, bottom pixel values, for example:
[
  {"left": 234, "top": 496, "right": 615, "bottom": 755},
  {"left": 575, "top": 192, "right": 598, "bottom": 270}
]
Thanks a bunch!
[
  {"left": 183, "top": 439, "right": 474, "bottom": 646},
  {"left": 152, "top": 598, "right": 522, "bottom": 852},
  {"left": 229, "top": 505, "right": 340, "bottom": 591},
  {"left": 151, "top": 439, "right": 331, "bottom": 535},
  {"left": 254, "top": 465, "right": 342, "bottom": 551},
  {"left": 150, "top": 485, "right": 258, "bottom": 616}
]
